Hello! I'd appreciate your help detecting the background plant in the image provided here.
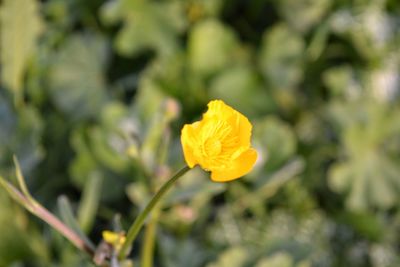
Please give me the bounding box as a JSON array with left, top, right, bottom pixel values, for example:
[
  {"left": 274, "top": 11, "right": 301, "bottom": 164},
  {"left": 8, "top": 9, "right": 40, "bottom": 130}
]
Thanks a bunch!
[{"left": 0, "top": 0, "right": 400, "bottom": 266}]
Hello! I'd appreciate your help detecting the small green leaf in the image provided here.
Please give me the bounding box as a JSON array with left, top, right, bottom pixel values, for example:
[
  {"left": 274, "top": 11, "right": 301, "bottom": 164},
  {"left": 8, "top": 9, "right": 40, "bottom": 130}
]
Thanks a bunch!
[
  {"left": 253, "top": 116, "right": 297, "bottom": 172},
  {"left": 336, "top": 211, "right": 384, "bottom": 241},
  {"left": 209, "top": 65, "right": 274, "bottom": 116},
  {"left": 259, "top": 24, "right": 305, "bottom": 90},
  {"left": 100, "top": 0, "right": 186, "bottom": 57},
  {"left": 13, "top": 106, "right": 44, "bottom": 172},
  {"left": 322, "top": 66, "right": 360, "bottom": 98},
  {"left": 189, "top": 19, "right": 238, "bottom": 75},
  {"left": 328, "top": 101, "right": 400, "bottom": 211},
  {"left": 206, "top": 246, "right": 249, "bottom": 267},
  {"left": 12, "top": 156, "right": 40, "bottom": 209},
  {"left": 256, "top": 252, "right": 293, "bottom": 267},
  {"left": 0, "top": 0, "right": 44, "bottom": 105},
  {"left": 77, "top": 172, "right": 103, "bottom": 233},
  {"left": 275, "top": 0, "right": 332, "bottom": 33},
  {"left": 57, "top": 196, "right": 95, "bottom": 251},
  {"left": 48, "top": 34, "right": 108, "bottom": 121}
]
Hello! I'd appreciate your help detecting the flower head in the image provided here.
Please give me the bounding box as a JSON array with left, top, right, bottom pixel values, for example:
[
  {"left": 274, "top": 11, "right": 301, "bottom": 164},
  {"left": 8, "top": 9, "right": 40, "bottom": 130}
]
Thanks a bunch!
[
  {"left": 181, "top": 100, "right": 257, "bottom": 182},
  {"left": 102, "top": 230, "right": 126, "bottom": 252}
]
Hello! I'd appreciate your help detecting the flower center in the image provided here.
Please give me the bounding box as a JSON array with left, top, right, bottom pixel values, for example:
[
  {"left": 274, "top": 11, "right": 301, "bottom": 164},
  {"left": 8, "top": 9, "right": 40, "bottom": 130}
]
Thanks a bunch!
[{"left": 204, "top": 138, "right": 222, "bottom": 157}]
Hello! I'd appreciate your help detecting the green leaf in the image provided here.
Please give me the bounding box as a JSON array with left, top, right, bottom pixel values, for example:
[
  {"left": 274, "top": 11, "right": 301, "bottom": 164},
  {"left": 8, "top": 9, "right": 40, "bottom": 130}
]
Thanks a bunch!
[
  {"left": 100, "top": 0, "right": 186, "bottom": 57},
  {"left": 126, "top": 182, "right": 150, "bottom": 207},
  {"left": 275, "top": 0, "right": 332, "bottom": 33},
  {"left": 307, "top": 21, "right": 330, "bottom": 60},
  {"left": 322, "top": 65, "right": 360, "bottom": 98},
  {"left": 336, "top": 211, "right": 384, "bottom": 241},
  {"left": 330, "top": 5, "right": 391, "bottom": 60},
  {"left": 13, "top": 156, "right": 36, "bottom": 205},
  {"left": 0, "top": 0, "right": 44, "bottom": 105},
  {"left": 69, "top": 102, "right": 141, "bottom": 200},
  {"left": 77, "top": 172, "right": 103, "bottom": 233},
  {"left": 235, "top": 158, "right": 304, "bottom": 215},
  {"left": 11, "top": 105, "right": 44, "bottom": 173},
  {"left": 140, "top": 98, "right": 180, "bottom": 171},
  {"left": 135, "top": 52, "right": 205, "bottom": 116},
  {"left": 0, "top": 193, "right": 47, "bottom": 265},
  {"left": 69, "top": 128, "right": 100, "bottom": 187},
  {"left": 259, "top": 24, "right": 305, "bottom": 91},
  {"left": 48, "top": 34, "right": 108, "bottom": 121},
  {"left": 0, "top": 96, "right": 16, "bottom": 149},
  {"left": 189, "top": 19, "right": 238, "bottom": 75},
  {"left": 158, "top": 234, "right": 206, "bottom": 267},
  {"left": 88, "top": 102, "right": 140, "bottom": 172},
  {"left": 328, "top": 101, "right": 400, "bottom": 210},
  {"left": 57, "top": 196, "right": 95, "bottom": 251},
  {"left": 329, "top": 152, "right": 400, "bottom": 211},
  {"left": 256, "top": 252, "right": 293, "bottom": 267},
  {"left": 186, "top": 0, "right": 224, "bottom": 21},
  {"left": 209, "top": 65, "right": 274, "bottom": 116},
  {"left": 253, "top": 116, "right": 297, "bottom": 173},
  {"left": 206, "top": 246, "right": 249, "bottom": 267}
]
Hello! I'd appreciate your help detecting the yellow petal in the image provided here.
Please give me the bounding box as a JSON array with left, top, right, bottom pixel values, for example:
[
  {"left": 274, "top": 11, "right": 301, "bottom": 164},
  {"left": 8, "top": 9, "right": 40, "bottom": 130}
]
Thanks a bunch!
[
  {"left": 102, "top": 230, "right": 126, "bottom": 250},
  {"left": 230, "top": 110, "right": 252, "bottom": 147},
  {"left": 181, "top": 123, "right": 199, "bottom": 168},
  {"left": 210, "top": 148, "right": 257, "bottom": 182},
  {"left": 206, "top": 100, "right": 252, "bottom": 147},
  {"left": 204, "top": 100, "right": 235, "bottom": 121}
]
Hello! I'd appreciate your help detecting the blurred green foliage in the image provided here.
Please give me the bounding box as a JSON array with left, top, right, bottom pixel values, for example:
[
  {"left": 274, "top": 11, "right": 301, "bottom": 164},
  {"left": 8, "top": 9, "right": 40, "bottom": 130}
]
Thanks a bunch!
[{"left": 0, "top": 0, "right": 400, "bottom": 266}]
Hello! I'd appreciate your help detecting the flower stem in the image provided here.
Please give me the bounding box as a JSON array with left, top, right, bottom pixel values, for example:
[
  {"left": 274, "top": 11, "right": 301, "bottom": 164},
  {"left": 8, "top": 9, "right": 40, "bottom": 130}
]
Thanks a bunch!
[
  {"left": 141, "top": 208, "right": 159, "bottom": 267},
  {"left": 0, "top": 177, "right": 95, "bottom": 257},
  {"left": 118, "top": 166, "right": 190, "bottom": 260}
]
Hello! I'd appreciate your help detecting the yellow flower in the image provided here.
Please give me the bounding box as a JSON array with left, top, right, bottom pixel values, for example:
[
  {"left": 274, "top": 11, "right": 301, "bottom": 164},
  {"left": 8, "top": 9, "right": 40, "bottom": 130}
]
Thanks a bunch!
[
  {"left": 181, "top": 100, "right": 257, "bottom": 182},
  {"left": 102, "top": 230, "right": 126, "bottom": 252}
]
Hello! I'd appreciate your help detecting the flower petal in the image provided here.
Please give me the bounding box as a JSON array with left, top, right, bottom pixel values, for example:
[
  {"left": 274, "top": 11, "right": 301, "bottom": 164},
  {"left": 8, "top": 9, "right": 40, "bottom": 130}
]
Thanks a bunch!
[
  {"left": 206, "top": 100, "right": 252, "bottom": 147},
  {"left": 231, "top": 111, "right": 252, "bottom": 147},
  {"left": 210, "top": 148, "right": 257, "bottom": 182},
  {"left": 204, "top": 100, "right": 235, "bottom": 121},
  {"left": 181, "top": 123, "right": 200, "bottom": 168}
]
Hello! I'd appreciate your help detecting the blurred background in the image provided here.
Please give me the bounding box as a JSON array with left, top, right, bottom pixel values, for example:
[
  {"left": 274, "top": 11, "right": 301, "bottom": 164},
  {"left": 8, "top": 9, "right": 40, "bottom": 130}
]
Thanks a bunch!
[{"left": 1, "top": 0, "right": 400, "bottom": 266}]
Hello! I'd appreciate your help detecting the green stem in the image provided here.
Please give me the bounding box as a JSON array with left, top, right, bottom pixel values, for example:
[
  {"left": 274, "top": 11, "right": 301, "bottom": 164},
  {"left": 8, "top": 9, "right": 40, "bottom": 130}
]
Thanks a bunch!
[
  {"left": 118, "top": 166, "right": 190, "bottom": 260},
  {"left": 0, "top": 177, "right": 95, "bottom": 257},
  {"left": 141, "top": 208, "right": 159, "bottom": 267}
]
